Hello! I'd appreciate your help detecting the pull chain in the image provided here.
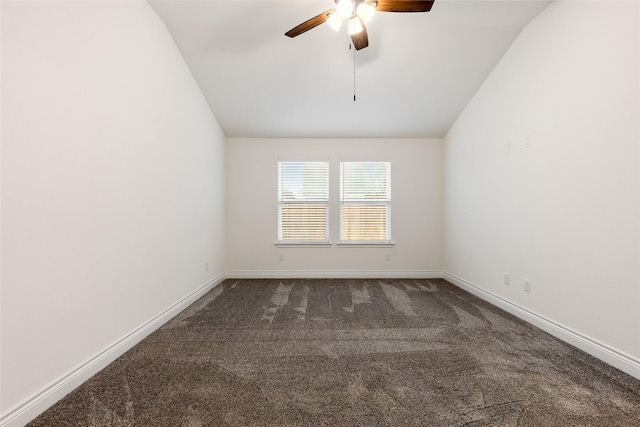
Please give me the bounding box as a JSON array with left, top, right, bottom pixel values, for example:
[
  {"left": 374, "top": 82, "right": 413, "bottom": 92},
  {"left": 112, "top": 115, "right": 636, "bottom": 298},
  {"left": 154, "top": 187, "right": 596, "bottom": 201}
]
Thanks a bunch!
[
  {"left": 353, "top": 42, "right": 357, "bottom": 101},
  {"left": 352, "top": 0, "right": 357, "bottom": 102},
  {"left": 348, "top": 43, "right": 357, "bottom": 102}
]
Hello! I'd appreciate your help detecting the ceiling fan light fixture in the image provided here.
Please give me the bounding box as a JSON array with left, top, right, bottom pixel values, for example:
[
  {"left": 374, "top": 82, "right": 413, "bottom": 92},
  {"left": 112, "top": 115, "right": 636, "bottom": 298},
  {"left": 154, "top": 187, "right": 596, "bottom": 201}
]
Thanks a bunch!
[
  {"left": 284, "top": 0, "right": 433, "bottom": 49},
  {"left": 347, "top": 17, "right": 363, "bottom": 35},
  {"left": 356, "top": 2, "right": 375, "bottom": 23},
  {"left": 327, "top": 12, "right": 343, "bottom": 31},
  {"left": 336, "top": 0, "right": 354, "bottom": 19}
]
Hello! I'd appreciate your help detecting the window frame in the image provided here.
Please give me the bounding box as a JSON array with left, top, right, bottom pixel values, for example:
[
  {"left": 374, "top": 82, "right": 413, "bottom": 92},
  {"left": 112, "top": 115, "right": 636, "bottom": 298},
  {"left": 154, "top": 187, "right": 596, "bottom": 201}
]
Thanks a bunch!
[
  {"left": 338, "top": 160, "right": 394, "bottom": 247},
  {"left": 276, "top": 159, "right": 331, "bottom": 247}
]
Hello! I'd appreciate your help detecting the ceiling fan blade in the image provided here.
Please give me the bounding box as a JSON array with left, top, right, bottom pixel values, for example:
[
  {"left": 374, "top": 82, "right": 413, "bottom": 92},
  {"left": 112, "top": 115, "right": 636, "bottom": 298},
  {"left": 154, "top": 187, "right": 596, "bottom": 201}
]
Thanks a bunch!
[
  {"left": 375, "top": 0, "right": 435, "bottom": 13},
  {"left": 285, "top": 10, "right": 334, "bottom": 38},
  {"left": 351, "top": 18, "right": 369, "bottom": 50}
]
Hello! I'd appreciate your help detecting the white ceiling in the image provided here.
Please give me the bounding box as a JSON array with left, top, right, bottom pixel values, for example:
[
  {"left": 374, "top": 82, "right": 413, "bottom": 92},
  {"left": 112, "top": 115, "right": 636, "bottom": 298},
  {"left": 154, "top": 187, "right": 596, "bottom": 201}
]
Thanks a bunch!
[{"left": 149, "top": 0, "right": 551, "bottom": 138}]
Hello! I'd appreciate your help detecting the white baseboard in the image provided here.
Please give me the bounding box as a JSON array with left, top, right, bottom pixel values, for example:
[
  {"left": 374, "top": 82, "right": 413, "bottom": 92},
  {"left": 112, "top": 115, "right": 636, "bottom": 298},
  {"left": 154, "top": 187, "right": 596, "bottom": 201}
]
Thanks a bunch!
[
  {"left": 226, "top": 270, "right": 444, "bottom": 279},
  {"left": 0, "top": 273, "right": 226, "bottom": 427},
  {"left": 444, "top": 272, "right": 640, "bottom": 381},
  {"left": 6, "top": 270, "right": 639, "bottom": 427}
]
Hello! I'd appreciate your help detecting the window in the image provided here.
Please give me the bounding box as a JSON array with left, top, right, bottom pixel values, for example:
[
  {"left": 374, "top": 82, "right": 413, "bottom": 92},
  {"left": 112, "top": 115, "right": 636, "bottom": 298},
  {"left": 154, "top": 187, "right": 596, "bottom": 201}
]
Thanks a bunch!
[
  {"left": 340, "top": 161, "right": 391, "bottom": 243},
  {"left": 277, "top": 161, "right": 329, "bottom": 244}
]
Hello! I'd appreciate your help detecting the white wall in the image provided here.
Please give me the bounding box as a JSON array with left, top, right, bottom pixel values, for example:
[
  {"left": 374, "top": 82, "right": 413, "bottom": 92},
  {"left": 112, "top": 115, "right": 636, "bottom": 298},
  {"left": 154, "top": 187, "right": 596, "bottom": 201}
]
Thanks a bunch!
[
  {"left": 0, "top": 0, "right": 226, "bottom": 423},
  {"left": 2, "top": 0, "right": 638, "bottom": 423},
  {"left": 444, "top": 0, "right": 640, "bottom": 365},
  {"left": 226, "top": 138, "right": 443, "bottom": 277}
]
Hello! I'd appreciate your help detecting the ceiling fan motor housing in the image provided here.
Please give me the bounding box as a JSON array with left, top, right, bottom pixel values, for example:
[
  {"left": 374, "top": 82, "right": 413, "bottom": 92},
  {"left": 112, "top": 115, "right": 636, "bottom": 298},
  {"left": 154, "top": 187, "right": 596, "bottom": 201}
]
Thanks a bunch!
[{"left": 285, "top": 0, "right": 435, "bottom": 51}]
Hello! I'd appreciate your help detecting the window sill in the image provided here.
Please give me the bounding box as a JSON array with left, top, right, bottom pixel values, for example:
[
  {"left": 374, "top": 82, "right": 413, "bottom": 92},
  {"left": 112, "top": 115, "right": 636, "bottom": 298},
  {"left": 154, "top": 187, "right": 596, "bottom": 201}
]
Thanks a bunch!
[
  {"left": 275, "top": 242, "right": 332, "bottom": 248},
  {"left": 337, "top": 241, "right": 395, "bottom": 248}
]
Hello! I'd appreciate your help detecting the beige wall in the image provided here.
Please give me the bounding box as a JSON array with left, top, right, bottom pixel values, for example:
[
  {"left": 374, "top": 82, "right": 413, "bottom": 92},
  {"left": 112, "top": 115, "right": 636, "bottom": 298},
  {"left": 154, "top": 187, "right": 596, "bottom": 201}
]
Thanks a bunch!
[
  {"left": 1, "top": 1, "right": 226, "bottom": 422},
  {"left": 3, "top": 0, "right": 639, "bottom": 425},
  {"left": 225, "top": 138, "right": 443, "bottom": 277},
  {"left": 444, "top": 1, "right": 640, "bottom": 363}
]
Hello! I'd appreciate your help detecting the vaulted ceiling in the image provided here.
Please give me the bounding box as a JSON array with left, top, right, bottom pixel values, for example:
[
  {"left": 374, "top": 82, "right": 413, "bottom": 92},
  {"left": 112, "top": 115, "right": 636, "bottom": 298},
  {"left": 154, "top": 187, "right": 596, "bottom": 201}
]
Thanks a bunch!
[{"left": 149, "top": 0, "right": 551, "bottom": 138}]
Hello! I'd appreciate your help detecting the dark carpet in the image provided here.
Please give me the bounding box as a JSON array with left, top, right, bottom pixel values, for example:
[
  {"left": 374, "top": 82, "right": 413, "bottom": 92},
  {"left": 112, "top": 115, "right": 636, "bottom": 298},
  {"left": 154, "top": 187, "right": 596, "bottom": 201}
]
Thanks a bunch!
[{"left": 29, "top": 279, "right": 640, "bottom": 426}]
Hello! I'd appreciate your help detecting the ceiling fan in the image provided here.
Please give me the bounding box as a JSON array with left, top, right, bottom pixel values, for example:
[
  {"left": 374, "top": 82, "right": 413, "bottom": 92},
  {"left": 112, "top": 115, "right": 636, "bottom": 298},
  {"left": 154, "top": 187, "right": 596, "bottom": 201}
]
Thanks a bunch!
[{"left": 285, "top": 0, "right": 435, "bottom": 50}]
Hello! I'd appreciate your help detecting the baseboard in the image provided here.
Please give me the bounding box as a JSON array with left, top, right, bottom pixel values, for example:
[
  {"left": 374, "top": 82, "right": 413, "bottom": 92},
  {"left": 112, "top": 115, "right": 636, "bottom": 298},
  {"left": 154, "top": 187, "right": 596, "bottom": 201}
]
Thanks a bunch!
[
  {"left": 0, "top": 272, "right": 226, "bottom": 427},
  {"left": 444, "top": 272, "right": 640, "bottom": 381},
  {"left": 226, "top": 270, "right": 444, "bottom": 279},
  {"left": 8, "top": 270, "right": 638, "bottom": 426}
]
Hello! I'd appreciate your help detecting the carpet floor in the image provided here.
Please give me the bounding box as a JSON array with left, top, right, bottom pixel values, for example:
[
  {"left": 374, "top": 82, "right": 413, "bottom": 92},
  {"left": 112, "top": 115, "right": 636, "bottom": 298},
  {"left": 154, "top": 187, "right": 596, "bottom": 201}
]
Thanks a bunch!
[{"left": 29, "top": 278, "right": 640, "bottom": 426}]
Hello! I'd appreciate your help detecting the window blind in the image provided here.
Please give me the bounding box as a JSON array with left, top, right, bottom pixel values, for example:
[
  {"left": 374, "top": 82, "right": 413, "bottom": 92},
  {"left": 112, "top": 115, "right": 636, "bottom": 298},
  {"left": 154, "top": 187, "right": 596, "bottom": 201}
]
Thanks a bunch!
[
  {"left": 278, "top": 161, "right": 329, "bottom": 242},
  {"left": 340, "top": 161, "right": 391, "bottom": 242}
]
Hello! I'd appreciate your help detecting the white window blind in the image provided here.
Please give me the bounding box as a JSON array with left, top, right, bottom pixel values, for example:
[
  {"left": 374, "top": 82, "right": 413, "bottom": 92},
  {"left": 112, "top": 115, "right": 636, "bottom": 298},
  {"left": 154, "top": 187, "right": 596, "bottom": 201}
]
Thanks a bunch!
[
  {"left": 340, "top": 161, "right": 391, "bottom": 242},
  {"left": 278, "top": 161, "right": 329, "bottom": 243}
]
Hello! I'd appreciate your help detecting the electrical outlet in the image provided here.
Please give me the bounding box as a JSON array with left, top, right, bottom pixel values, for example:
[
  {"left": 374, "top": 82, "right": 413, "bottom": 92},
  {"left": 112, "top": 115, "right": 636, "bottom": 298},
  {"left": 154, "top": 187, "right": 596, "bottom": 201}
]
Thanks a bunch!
[
  {"left": 504, "top": 273, "right": 510, "bottom": 285},
  {"left": 278, "top": 254, "right": 284, "bottom": 262},
  {"left": 504, "top": 142, "right": 511, "bottom": 154},
  {"left": 205, "top": 262, "right": 209, "bottom": 271},
  {"left": 524, "top": 279, "right": 531, "bottom": 293},
  {"left": 524, "top": 136, "right": 531, "bottom": 148},
  {"left": 385, "top": 254, "right": 391, "bottom": 261}
]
